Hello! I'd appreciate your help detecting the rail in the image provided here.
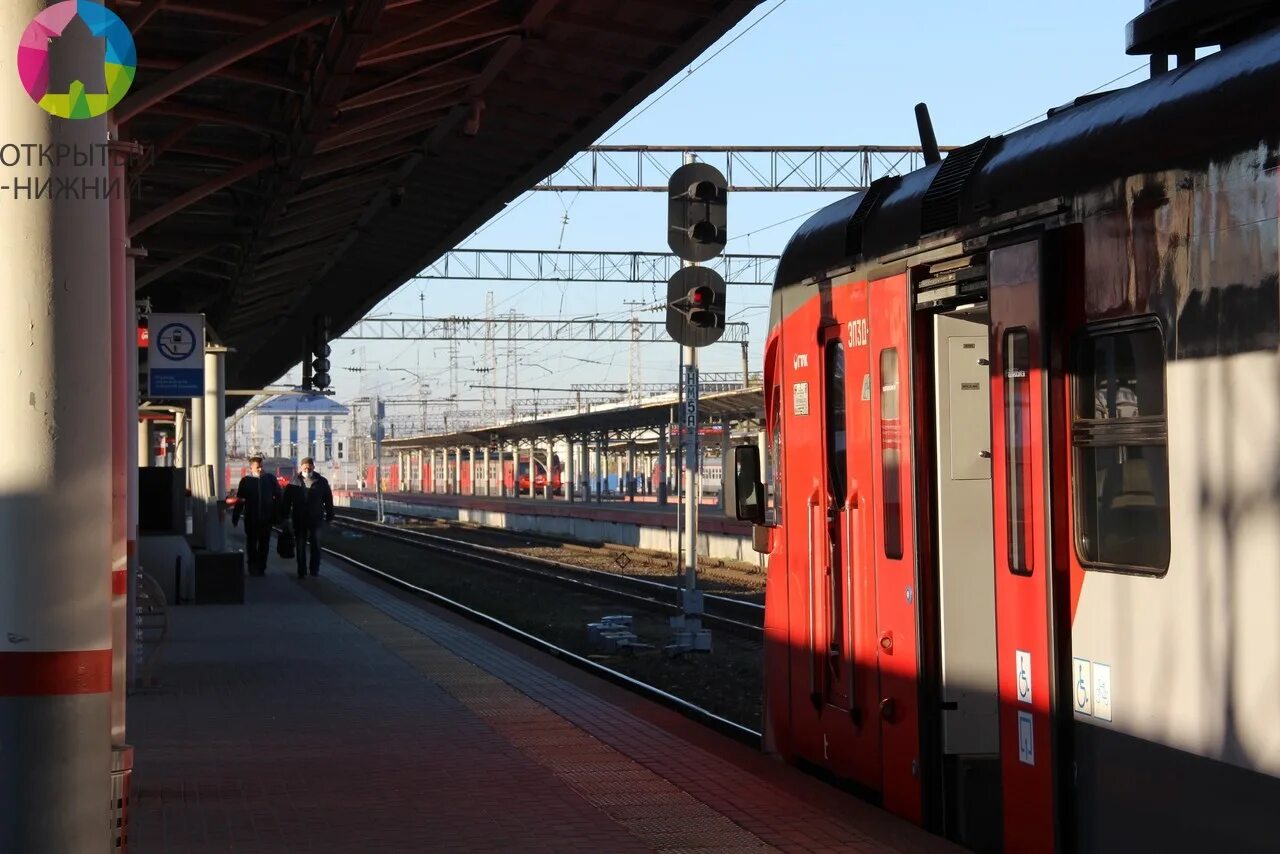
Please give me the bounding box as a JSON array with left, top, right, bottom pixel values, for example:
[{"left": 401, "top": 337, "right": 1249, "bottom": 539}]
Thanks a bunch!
[
  {"left": 330, "top": 514, "right": 763, "bottom": 637},
  {"left": 319, "top": 538, "right": 763, "bottom": 747}
]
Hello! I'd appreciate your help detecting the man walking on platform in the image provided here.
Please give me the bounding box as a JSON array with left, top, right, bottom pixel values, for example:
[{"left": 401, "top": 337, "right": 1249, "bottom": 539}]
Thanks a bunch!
[
  {"left": 232, "top": 456, "right": 282, "bottom": 576},
  {"left": 284, "top": 457, "right": 335, "bottom": 578}
]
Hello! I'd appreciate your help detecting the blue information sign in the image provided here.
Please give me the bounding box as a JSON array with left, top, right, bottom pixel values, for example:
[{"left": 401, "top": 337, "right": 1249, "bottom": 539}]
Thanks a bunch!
[{"left": 147, "top": 313, "right": 205, "bottom": 398}]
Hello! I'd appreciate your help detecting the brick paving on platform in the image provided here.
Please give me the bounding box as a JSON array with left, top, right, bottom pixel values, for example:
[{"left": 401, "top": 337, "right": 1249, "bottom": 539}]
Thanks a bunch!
[{"left": 128, "top": 541, "right": 960, "bottom": 853}]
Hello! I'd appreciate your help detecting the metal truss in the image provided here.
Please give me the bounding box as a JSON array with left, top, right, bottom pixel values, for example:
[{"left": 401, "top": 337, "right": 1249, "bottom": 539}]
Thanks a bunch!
[
  {"left": 416, "top": 249, "right": 777, "bottom": 286},
  {"left": 533, "top": 145, "right": 953, "bottom": 192},
  {"left": 341, "top": 316, "right": 750, "bottom": 344}
]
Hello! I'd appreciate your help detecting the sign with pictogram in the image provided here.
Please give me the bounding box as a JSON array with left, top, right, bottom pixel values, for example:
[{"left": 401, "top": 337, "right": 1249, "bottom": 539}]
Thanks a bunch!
[
  {"left": 1015, "top": 649, "right": 1032, "bottom": 704},
  {"left": 147, "top": 313, "right": 204, "bottom": 398},
  {"left": 1017, "top": 710, "right": 1035, "bottom": 765},
  {"left": 1073, "top": 657, "right": 1093, "bottom": 716}
]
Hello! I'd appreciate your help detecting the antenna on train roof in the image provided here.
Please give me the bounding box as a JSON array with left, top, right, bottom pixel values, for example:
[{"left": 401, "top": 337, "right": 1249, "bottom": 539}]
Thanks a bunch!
[{"left": 915, "top": 102, "right": 941, "bottom": 166}]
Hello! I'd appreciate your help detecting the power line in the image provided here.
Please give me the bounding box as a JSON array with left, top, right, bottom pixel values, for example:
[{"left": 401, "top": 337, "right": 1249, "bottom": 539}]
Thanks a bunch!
[
  {"left": 600, "top": 0, "right": 794, "bottom": 143},
  {"left": 1000, "top": 62, "right": 1148, "bottom": 135}
]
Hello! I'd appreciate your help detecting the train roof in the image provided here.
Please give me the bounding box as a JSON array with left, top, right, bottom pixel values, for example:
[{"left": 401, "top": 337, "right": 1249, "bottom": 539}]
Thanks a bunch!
[{"left": 773, "top": 22, "right": 1280, "bottom": 292}]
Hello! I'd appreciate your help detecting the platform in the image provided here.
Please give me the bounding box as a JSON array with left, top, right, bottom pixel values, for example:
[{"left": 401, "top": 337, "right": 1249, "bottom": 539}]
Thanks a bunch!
[
  {"left": 128, "top": 539, "right": 959, "bottom": 853},
  {"left": 337, "top": 490, "right": 756, "bottom": 563}
]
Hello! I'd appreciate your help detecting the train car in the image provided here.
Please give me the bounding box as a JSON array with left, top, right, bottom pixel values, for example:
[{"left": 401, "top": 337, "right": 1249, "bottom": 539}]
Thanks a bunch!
[
  {"left": 731, "top": 7, "right": 1280, "bottom": 853},
  {"left": 227, "top": 455, "right": 296, "bottom": 494},
  {"left": 515, "top": 456, "right": 562, "bottom": 495}
]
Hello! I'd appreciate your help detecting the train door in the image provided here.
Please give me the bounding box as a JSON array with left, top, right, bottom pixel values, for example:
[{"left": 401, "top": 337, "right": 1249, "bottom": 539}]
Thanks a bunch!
[
  {"left": 868, "top": 274, "right": 923, "bottom": 823},
  {"left": 988, "top": 239, "right": 1063, "bottom": 853},
  {"left": 822, "top": 280, "right": 884, "bottom": 790},
  {"left": 817, "top": 323, "right": 853, "bottom": 715},
  {"left": 928, "top": 305, "right": 1002, "bottom": 854}
]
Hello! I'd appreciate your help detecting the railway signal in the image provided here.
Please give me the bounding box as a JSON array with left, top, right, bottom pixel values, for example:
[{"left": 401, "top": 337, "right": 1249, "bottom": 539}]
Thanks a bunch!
[
  {"left": 665, "top": 266, "right": 726, "bottom": 348},
  {"left": 309, "top": 314, "right": 332, "bottom": 391},
  {"left": 667, "top": 162, "right": 727, "bottom": 263}
]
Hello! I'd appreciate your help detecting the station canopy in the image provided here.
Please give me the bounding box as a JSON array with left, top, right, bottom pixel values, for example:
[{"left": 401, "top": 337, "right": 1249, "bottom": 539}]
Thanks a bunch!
[
  {"left": 382, "top": 386, "right": 764, "bottom": 449},
  {"left": 122, "top": 0, "right": 762, "bottom": 401}
]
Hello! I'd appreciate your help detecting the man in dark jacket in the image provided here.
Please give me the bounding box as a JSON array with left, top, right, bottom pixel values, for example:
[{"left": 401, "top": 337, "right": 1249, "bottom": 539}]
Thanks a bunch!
[
  {"left": 232, "top": 456, "right": 282, "bottom": 576},
  {"left": 283, "top": 457, "right": 334, "bottom": 578}
]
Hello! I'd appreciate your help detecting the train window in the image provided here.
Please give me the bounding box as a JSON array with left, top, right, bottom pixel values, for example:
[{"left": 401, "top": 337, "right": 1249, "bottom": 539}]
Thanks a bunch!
[
  {"left": 879, "top": 348, "right": 903, "bottom": 559},
  {"left": 1072, "top": 322, "right": 1170, "bottom": 574},
  {"left": 824, "top": 339, "right": 848, "bottom": 501},
  {"left": 1005, "top": 328, "right": 1032, "bottom": 575}
]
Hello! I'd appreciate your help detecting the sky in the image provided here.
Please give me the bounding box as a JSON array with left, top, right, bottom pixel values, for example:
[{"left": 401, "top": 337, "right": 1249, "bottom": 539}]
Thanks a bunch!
[{"left": 307, "top": 0, "right": 1148, "bottom": 422}]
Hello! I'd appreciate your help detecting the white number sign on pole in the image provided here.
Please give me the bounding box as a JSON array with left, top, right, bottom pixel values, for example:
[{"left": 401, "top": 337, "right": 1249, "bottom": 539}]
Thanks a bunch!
[{"left": 684, "top": 364, "right": 699, "bottom": 471}]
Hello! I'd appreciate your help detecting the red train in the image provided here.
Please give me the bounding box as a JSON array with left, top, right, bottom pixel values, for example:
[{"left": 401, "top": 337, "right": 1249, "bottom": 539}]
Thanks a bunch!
[
  {"left": 733, "top": 7, "right": 1280, "bottom": 853},
  {"left": 226, "top": 456, "right": 295, "bottom": 492},
  {"left": 362, "top": 454, "right": 562, "bottom": 495}
]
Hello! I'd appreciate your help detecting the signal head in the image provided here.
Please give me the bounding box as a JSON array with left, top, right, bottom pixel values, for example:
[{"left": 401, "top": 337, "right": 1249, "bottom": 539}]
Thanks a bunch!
[
  {"left": 689, "top": 179, "right": 719, "bottom": 202},
  {"left": 667, "top": 162, "right": 727, "bottom": 263}
]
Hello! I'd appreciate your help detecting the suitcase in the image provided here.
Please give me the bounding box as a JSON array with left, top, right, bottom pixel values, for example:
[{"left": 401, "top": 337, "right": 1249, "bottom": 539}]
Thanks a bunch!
[{"left": 276, "top": 526, "right": 295, "bottom": 559}]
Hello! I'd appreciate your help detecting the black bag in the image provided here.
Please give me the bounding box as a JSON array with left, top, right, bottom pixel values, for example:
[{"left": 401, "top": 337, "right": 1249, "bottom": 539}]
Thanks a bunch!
[{"left": 276, "top": 526, "right": 295, "bottom": 559}]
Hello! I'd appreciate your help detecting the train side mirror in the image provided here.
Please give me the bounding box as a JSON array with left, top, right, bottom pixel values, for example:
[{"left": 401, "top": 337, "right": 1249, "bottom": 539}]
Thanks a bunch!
[{"left": 733, "top": 445, "right": 766, "bottom": 525}]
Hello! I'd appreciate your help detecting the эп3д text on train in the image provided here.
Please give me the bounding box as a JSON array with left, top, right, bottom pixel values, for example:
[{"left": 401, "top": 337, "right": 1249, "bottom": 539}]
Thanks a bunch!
[{"left": 731, "top": 3, "right": 1280, "bottom": 852}]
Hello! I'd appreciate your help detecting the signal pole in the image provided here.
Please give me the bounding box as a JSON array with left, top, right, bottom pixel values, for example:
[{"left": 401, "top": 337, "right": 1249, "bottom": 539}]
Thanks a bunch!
[
  {"left": 372, "top": 396, "right": 385, "bottom": 523},
  {"left": 665, "top": 152, "right": 727, "bottom": 655},
  {"left": 682, "top": 148, "right": 700, "bottom": 651}
]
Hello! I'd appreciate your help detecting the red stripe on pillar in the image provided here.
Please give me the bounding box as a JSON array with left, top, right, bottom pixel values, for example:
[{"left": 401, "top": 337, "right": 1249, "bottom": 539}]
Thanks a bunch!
[
  {"left": 0, "top": 649, "right": 112, "bottom": 696},
  {"left": 112, "top": 570, "right": 128, "bottom": 596}
]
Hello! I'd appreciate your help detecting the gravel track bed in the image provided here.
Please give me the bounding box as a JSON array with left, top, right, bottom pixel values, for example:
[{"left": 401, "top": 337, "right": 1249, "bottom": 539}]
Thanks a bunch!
[
  {"left": 343, "top": 510, "right": 766, "bottom": 603},
  {"left": 326, "top": 525, "right": 764, "bottom": 731}
]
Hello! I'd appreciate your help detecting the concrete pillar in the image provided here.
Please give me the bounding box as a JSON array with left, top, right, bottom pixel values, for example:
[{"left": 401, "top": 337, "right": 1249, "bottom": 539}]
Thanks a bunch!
[
  {"left": 125, "top": 249, "right": 141, "bottom": 698},
  {"left": 625, "top": 441, "right": 634, "bottom": 501},
  {"left": 657, "top": 425, "right": 669, "bottom": 505},
  {"left": 480, "top": 447, "right": 488, "bottom": 496},
  {"left": 137, "top": 419, "right": 151, "bottom": 467},
  {"left": 189, "top": 393, "right": 205, "bottom": 468},
  {"left": 526, "top": 442, "right": 535, "bottom": 499},
  {"left": 204, "top": 349, "right": 225, "bottom": 497},
  {"left": 542, "top": 439, "right": 553, "bottom": 500},
  {"left": 0, "top": 17, "right": 113, "bottom": 846},
  {"left": 595, "top": 435, "right": 604, "bottom": 502},
  {"left": 565, "top": 437, "right": 575, "bottom": 503},
  {"left": 720, "top": 420, "right": 733, "bottom": 513},
  {"left": 204, "top": 348, "right": 226, "bottom": 551},
  {"left": 469, "top": 448, "right": 477, "bottom": 496},
  {"left": 173, "top": 410, "right": 186, "bottom": 470},
  {"left": 108, "top": 126, "right": 129, "bottom": 762}
]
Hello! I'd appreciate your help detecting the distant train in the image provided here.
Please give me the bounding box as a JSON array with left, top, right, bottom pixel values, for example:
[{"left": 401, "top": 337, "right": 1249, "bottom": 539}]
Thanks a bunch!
[
  {"left": 226, "top": 456, "right": 295, "bottom": 493},
  {"left": 732, "top": 8, "right": 1280, "bottom": 853}
]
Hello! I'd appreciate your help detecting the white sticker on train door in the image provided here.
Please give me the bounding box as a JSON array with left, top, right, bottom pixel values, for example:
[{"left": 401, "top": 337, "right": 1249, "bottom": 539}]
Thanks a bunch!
[
  {"left": 860, "top": 373, "right": 871, "bottom": 401},
  {"left": 1017, "top": 711, "right": 1035, "bottom": 765},
  {"left": 1015, "top": 650, "right": 1032, "bottom": 704},
  {"left": 793, "top": 382, "right": 809, "bottom": 416},
  {"left": 1073, "top": 658, "right": 1092, "bottom": 716},
  {"left": 1093, "top": 663, "right": 1112, "bottom": 722}
]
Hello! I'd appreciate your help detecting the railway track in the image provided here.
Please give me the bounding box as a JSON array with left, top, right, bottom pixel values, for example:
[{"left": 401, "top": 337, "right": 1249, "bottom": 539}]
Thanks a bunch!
[
  {"left": 317, "top": 527, "right": 763, "bottom": 747},
  {"left": 330, "top": 513, "right": 764, "bottom": 638}
]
